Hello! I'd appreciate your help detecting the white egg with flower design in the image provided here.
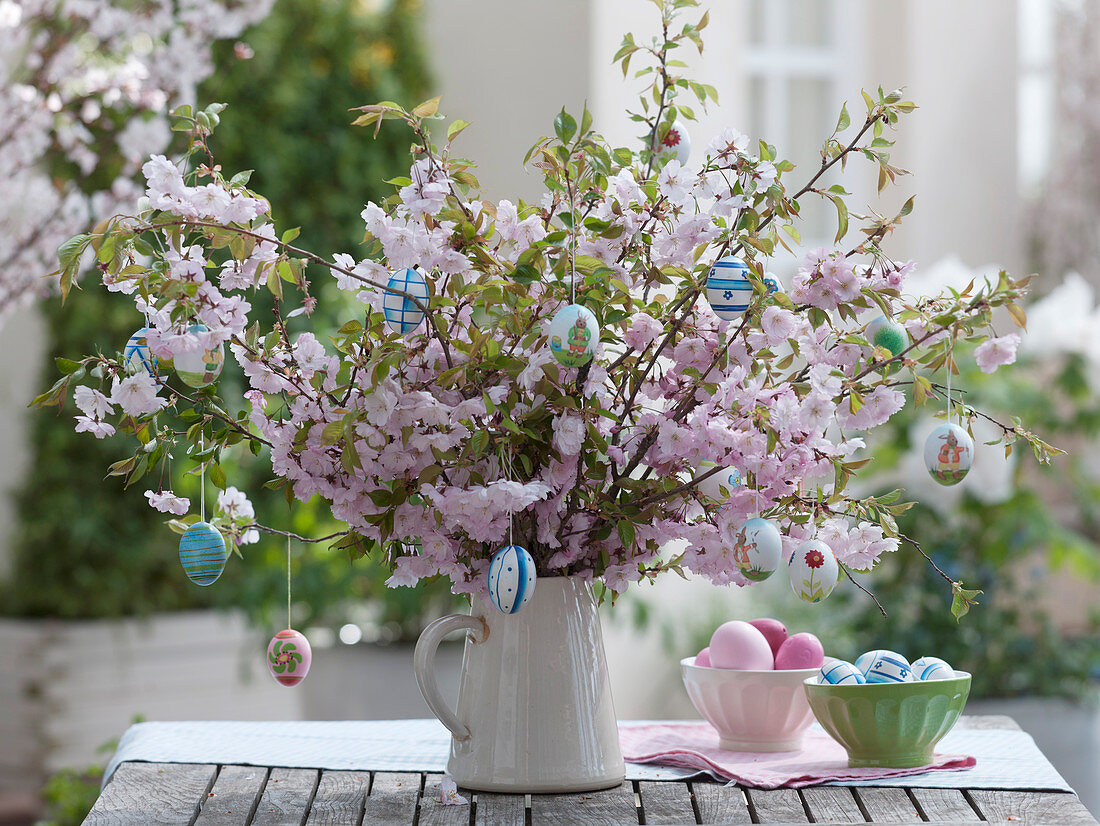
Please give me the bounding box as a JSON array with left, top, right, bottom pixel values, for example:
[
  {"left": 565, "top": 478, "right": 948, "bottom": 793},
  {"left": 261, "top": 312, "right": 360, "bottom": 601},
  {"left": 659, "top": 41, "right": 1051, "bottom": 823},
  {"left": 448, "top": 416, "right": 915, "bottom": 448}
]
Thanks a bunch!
[{"left": 788, "top": 539, "right": 839, "bottom": 603}]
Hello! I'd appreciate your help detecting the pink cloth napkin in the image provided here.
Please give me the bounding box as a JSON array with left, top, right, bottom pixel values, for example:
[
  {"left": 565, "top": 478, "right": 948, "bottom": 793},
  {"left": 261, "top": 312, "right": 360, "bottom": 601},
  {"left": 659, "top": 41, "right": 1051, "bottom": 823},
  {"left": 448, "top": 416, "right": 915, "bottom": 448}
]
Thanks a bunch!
[{"left": 619, "top": 722, "right": 976, "bottom": 789}]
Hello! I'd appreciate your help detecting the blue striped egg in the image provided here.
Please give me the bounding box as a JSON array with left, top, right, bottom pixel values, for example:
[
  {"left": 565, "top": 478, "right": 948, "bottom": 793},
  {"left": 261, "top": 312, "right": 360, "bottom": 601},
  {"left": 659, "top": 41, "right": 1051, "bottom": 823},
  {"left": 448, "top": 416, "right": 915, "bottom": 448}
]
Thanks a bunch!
[
  {"left": 123, "top": 327, "right": 158, "bottom": 378},
  {"left": 383, "top": 267, "right": 429, "bottom": 335},
  {"left": 706, "top": 256, "right": 753, "bottom": 321},
  {"left": 856, "top": 649, "right": 912, "bottom": 683},
  {"left": 179, "top": 521, "right": 228, "bottom": 586},
  {"left": 487, "top": 544, "right": 536, "bottom": 614},
  {"left": 819, "top": 658, "right": 866, "bottom": 685},
  {"left": 912, "top": 656, "right": 954, "bottom": 681}
]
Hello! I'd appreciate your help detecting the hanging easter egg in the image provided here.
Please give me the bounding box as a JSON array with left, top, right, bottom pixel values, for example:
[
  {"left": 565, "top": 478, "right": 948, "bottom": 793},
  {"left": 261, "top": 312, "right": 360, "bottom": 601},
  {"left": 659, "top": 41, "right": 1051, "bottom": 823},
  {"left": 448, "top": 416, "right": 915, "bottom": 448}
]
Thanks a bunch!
[
  {"left": 865, "top": 315, "right": 908, "bottom": 358},
  {"left": 762, "top": 273, "right": 783, "bottom": 296},
  {"left": 695, "top": 465, "right": 741, "bottom": 505},
  {"left": 267, "top": 628, "right": 312, "bottom": 686},
  {"left": 546, "top": 303, "right": 598, "bottom": 368},
  {"left": 923, "top": 422, "right": 973, "bottom": 486},
  {"left": 731, "top": 517, "right": 782, "bottom": 582},
  {"left": 657, "top": 118, "right": 691, "bottom": 165},
  {"left": 855, "top": 649, "right": 912, "bottom": 683},
  {"left": 788, "top": 539, "right": 839, "bottom": 603},
  {"left": 123, "top": 327, "right": 158, "bottom": 378},
  {"left": 383, "top": 267, "right": 430, "bottom": 335},
  {"left": 487, "top": 544, "right": 537, "bottom": 614},
  {"left": 819, "top": 658, "right": 867, "bottom": 685},
  {"left": 174, "top": 324, "right": 224, "bottom": 388},
  {"left": 912, "top": 655, "right": 955, "bottom": 681},
  {"left": 706, "top": 256, "right": 753, "bottom": 321},
  {"left": 178, "top": 521, "right": 228, "bottom": 586}
]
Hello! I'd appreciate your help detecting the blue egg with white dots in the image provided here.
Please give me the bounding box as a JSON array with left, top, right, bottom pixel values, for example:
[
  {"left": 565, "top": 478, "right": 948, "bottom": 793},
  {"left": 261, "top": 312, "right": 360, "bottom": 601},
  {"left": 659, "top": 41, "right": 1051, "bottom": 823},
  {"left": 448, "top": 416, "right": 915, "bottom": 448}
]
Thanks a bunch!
[
  {"left": 819, "top": 658, "right": 866, "bottom": 685},
  {"left": 487, "top": 544, "right": 536, "bottom": 614},
  {"left": 855, "top": 649, "right": 912, "bottom": 683},
  {"left": 123, "top": 327, "right": 158, "bottom": 378},
  {"left": 912, "top": 656, "right": 955, "bottom": 681},
  {"left": 706, "top": 256, "right": 753, "bottom": 321},
  {"left": 383, "top": 267, "right": 429, "bottom": 335}
]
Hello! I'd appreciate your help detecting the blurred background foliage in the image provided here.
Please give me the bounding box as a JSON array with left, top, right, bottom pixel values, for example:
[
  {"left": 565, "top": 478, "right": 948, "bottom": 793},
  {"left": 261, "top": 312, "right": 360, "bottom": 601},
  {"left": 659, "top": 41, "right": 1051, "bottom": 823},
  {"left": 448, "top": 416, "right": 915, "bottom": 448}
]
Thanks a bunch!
[{"left": 1, "top": 0, "right": 461, "bottom": 638}]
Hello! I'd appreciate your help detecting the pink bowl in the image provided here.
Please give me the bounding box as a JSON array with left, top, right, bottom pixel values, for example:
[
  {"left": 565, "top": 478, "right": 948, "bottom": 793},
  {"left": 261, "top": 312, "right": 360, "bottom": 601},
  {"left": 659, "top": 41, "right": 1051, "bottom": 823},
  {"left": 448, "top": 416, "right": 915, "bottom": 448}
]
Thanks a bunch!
[{"left": 681, "top": 657, "right": 817, "bottom": 752}]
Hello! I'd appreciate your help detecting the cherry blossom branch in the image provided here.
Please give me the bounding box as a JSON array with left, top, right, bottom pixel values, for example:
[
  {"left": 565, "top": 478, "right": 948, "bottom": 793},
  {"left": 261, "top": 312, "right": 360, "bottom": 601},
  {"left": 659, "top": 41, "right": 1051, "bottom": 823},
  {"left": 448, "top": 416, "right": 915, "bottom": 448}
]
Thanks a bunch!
[
  {"left": 839, "top": 562, "right": 888, "bottom": 617},
  {"left": 243, "top": 524, "right": 349, "bottom": 543}
]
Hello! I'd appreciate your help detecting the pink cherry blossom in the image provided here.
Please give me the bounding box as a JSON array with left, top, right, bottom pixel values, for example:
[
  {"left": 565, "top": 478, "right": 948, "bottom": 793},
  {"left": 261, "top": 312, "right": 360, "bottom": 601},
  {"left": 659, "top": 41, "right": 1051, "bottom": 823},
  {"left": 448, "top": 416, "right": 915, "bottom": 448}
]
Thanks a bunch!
[
  {"left": 144, "top": 490, "right": 189, "bottom": 515},
  {"left": 975, "top": 333, "right": 1021, "bottom": 373}
]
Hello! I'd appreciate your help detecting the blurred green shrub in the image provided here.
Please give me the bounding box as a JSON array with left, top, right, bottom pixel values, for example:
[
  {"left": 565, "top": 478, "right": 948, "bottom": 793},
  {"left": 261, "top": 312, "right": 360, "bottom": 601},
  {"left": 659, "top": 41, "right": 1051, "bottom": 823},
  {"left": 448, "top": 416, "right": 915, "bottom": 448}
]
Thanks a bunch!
[{"left": 4, "top": 0, "right": 461, "bottom": 633}]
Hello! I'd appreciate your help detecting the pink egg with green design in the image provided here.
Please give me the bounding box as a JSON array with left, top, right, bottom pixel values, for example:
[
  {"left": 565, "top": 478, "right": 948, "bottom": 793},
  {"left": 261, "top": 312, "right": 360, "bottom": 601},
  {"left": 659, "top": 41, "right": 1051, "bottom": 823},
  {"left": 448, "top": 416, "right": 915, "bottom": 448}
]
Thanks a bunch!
[{"left": 267, "top": 628, "right": 312, "bottom": 686}]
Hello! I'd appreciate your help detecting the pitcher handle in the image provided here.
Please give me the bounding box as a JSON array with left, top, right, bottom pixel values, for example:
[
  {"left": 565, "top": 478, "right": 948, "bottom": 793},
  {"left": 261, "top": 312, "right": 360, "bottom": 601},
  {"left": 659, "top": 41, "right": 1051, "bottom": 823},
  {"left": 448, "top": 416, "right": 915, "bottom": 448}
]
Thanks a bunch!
[{"left": 414, "top": 613, "right": 487, "bottom": 741}]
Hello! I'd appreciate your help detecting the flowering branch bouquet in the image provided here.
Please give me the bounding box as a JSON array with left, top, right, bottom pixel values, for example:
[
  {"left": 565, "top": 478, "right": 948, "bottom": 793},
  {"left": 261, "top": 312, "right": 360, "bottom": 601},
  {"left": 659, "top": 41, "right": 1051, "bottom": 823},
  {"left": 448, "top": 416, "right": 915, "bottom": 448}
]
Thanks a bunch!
[{"left": 41, "top": 1, "right": 1056, "bottom": 614}]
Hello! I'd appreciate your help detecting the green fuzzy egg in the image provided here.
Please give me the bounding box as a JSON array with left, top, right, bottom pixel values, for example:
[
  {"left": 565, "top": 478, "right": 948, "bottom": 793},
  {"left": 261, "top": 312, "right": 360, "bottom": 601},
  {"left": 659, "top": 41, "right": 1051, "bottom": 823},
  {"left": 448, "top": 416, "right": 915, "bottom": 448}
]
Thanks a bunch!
[{"left": 867, "top": 316, "right": 907, "bottom": 358}]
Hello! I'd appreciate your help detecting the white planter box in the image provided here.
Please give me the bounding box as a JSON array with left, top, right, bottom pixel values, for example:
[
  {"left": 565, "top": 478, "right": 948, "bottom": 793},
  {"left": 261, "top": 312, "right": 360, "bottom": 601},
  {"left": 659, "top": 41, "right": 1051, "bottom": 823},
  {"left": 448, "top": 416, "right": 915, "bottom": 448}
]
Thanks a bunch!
[{"left": 0, "top": 610, "right": 299, "bottom": 796}]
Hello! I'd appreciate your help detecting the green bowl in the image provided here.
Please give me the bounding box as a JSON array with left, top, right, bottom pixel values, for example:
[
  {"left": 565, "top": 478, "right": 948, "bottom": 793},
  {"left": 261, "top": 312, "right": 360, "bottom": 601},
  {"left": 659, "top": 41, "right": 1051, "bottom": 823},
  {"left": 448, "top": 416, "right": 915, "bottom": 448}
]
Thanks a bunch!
[{"left": 803, "top": 671, "right": 971, "bottom": 768}]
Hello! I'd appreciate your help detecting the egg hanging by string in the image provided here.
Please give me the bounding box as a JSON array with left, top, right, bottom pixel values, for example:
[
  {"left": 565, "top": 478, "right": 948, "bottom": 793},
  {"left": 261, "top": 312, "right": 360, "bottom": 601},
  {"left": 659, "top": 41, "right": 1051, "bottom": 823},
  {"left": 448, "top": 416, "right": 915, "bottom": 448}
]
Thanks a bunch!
[
  {"left": 865, "top": 315, "right": 908, "bottom": 359},
  {"left": 488, "top": 544, "right": 537, "bottom": 614},
  {"left": 762, "top": 272, "right": 783, "bottom": 296},
  {"left": 788, "top": 539, "right": 839, "bottom": 603},
  {"left": 547, "top": 303, "right": 598, "bottom": 368},
  {"left": 731, "top": 517, "right": 782, "bottom": 582},
  {"left": 267, "top": 628, "right": 312, "bottom": 686},
  {"left": 178, "top": 521, "right": 228, "bottom": 586},
  {"left": 123, "top": 327, "right": 158, "bottom": 378},
  {"left": 923, "top": 422, "right": 973, "bottom": 486},
  {"left": 695, "top": 464, "right": 741, "bottom": 508},
  {"left": 383, "top": 267, "right": 430, "bottom": 335},
  {"left": 706, "top": 256, "right": 753, "bottom": 321},
  {"left": 174, "top": 324, "right": 224, "bottom": 388},
  {"left": 656, "top": 118, "right": 691, "bottom": 165}
]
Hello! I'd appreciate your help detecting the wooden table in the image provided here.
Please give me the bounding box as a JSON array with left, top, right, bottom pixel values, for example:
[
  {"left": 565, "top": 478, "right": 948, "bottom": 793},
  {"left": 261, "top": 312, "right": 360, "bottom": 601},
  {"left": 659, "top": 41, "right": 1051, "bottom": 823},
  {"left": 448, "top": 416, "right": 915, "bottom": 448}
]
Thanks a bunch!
[{"left": 83, "top": 716, "right": 1098, "bottom": 825}]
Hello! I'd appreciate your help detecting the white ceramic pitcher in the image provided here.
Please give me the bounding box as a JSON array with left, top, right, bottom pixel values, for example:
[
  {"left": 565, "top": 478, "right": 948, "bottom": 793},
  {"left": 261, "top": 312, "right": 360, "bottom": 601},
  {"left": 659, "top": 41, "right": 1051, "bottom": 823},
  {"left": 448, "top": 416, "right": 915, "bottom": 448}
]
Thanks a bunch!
[{"left": 413, "top": 575, "right": 626, "bottom": 792}]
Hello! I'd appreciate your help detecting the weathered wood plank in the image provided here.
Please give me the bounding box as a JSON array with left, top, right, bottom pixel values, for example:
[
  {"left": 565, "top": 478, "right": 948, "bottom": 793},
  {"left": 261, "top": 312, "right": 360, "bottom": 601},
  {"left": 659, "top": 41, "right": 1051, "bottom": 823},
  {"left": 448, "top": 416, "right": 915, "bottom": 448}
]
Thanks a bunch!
[
  {"left": 954, "top": 714, "right": 1020, "bottom": 730},
  {"left": 799, "top": 786, "right": 864, "bottom": 822},
  {"left": 968, "top": 790, "right": 1099, "bottom": 825},
  {"left": 194, "top": 765, "right": 267, "bottom": 826},
  {"left": 637, "top": 780, "right": 695, "bottom": 824},
  {"left": 745, "top": 788, "right": 809, "bottom": 823},
  {"left": 251, "top": 768, "right": 319, "bottom": 826},
  {"left": 854, "top": 786, "right": 920, "bottom": 821},
  {"left": 360, "top": 772, "right": 421, "bottom": 826},
  {"left": 304, "top": 771, "right": 370, "bottom": 826},
  {"left": 908, "top": 787, "right": 981, "bottom": 822},
  {"left": 419, "top": 773, "right": 472, "bottom": 826},
  {"left": 84, "top": 762, "right": 216, "bottom": 826},
  {"left": 528, "top": 781, "right": 638, "bottom": 825},
  {"left": 689, "top": 781, "right": 751, "bottom": 824},
  {"left": 473, "top": 791, "right": 525, "bottom": 825}
]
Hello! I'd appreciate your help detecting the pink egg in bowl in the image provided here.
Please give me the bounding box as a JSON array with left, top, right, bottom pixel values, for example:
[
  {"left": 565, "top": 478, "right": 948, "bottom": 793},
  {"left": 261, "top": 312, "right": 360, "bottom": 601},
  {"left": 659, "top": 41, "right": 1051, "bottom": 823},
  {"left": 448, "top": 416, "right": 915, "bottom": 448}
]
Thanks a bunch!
[{"left": 681, "top": 657, "right": 818, "bottom": 752}]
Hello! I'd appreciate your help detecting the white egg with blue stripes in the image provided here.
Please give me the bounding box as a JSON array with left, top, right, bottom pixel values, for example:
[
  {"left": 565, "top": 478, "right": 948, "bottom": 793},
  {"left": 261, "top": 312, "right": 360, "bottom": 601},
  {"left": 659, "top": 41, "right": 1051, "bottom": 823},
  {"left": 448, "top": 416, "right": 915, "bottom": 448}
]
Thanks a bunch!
[
  {"left": 488, "top": 544, "right": 537, "bottom": 614},
  {"left": 912, "top": 656, "right": 955, "bottom": 681},
  {"left": 383, "top": 267, "right": 429, "bottom": 335},
  {"left": 819, "top": 658, "right": 866, "bottom": 685},
  {"left": 855, "top": 649, "right": 913, "bottom": 683},
  {"left": 123, "top": 327, "right": 159, "bottom": 378},
  {"left": 706, "top": 256, "right": 753, "bottom": 321}
]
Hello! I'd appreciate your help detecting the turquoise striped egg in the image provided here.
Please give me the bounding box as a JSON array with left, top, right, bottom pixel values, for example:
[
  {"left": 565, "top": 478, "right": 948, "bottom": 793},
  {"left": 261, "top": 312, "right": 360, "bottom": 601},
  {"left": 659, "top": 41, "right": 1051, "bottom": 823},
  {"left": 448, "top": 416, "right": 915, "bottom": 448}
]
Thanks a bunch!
[
  {"left": 123, "top": 327, "right": 158, "bottom": 378},
  {"left": 383, "top": 267, "right": 429, "bottom": 335},
  {"left": 178, "top": 521, "right": 228, "bottom": 586},
  {"left": 856, "top": 649, "right": 912, "bottom": 683},
  {"left": 706, "top": 256, "right": 753, "bottom": 320},
  {"left": 912, "top": 656, "right": 954, "bottom": 681},
  {"left": 487, "top": 544, "right": 536, "bottom": 614},
  {"left": 819, "top": 658, "right": 866, "bottom": 685}
]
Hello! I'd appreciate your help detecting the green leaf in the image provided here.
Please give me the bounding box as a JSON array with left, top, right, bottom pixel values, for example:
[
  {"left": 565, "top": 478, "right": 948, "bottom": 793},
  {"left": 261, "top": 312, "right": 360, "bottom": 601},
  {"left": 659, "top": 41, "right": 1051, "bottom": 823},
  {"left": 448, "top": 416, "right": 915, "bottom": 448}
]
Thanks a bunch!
[
  {"left": 835, "top": 102, "right": 850, "bottom": 133},
  {"left": 447, "top": 119, "right": 471, "bottom": 141},
  {"left": 412, "top": 96, "right": 441, "bottom": 118},
  {"left": 616, "top": 519, "right": 635, "bottom": 550},
  {"left": 554, "top": 108, "right": 577, "bottom": 145},
  {"left": 951, "top": 583, "right": 983, "bottom": 621}
]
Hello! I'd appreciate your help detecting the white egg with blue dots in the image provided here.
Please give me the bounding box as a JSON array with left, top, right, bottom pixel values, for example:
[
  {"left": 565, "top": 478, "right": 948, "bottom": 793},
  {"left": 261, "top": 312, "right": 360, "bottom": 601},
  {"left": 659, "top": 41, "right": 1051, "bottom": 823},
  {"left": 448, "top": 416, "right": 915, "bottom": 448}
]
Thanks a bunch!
[
  {"left": 912, "top": 656, "right": 955, "bottom": 681},
  {"left": 487, "top": 544, "right": 536, "bottom": 614},
  {"left": 855, "top": 649, "right": 913, "bottom": 683},
  {"left": 819, "top": 658, "right": 866, "bottom": 685}
]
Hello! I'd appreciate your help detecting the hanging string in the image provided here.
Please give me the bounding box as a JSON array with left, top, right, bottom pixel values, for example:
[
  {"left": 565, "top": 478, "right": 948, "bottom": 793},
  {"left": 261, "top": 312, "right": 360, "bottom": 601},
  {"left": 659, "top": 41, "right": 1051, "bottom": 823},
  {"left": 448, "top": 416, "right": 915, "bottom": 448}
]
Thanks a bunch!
[
  {"left": 568, "top": 178, "right": 577, "bottom": 305},
  {"left": 199, "top": 433, "right": 205, "bottom": 523},
  {"left": 507, "top": 449, "right": 515, "bottom": 548},
  {"left": 286, "top": 535, "right": 292, "bottom": 630},
  {"left": 945, "top": 336, "right": 953, "bottom": 426}
]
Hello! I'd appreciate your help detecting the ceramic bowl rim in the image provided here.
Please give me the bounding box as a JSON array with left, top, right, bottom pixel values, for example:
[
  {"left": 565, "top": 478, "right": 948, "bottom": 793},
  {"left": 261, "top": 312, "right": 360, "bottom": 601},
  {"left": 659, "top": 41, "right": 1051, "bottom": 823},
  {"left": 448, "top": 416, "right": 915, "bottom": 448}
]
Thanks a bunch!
[
  {"left": 803, "top": 670, "right": 973, "bottom": 690},
  {"left": 680, "top": 656, "right": 819, "bottom": 677}
]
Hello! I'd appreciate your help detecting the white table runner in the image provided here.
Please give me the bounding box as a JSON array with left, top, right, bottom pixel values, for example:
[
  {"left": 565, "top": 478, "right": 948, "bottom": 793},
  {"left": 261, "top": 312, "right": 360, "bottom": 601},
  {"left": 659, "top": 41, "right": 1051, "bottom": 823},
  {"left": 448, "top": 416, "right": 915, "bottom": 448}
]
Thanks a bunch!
[{"left": 102, "top": 718, "right": 1073, "bottom": 792}]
